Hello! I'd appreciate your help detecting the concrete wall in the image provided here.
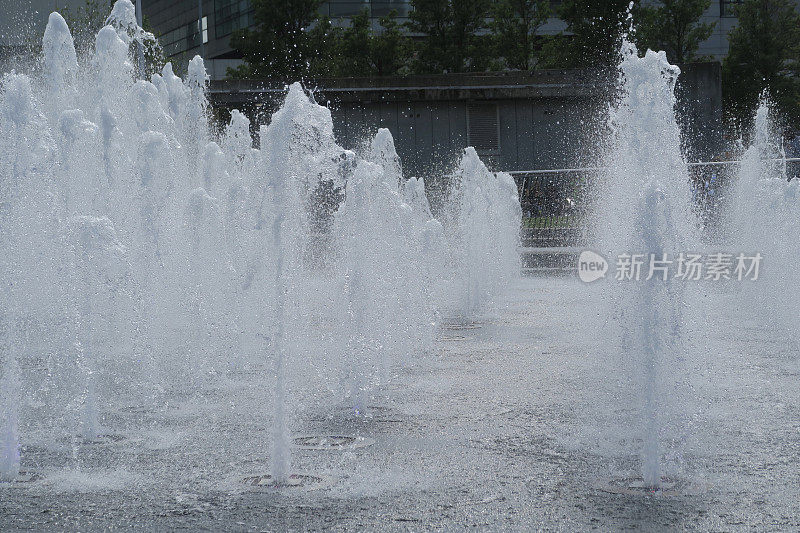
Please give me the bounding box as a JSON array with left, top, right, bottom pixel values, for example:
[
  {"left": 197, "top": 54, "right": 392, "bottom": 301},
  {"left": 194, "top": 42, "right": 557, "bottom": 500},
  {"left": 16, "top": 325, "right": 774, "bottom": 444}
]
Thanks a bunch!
[
  {"left": 325, "top": 96, "right": 604, "bottom": 179},
  {"left": 208, "top": 64, "right": 722, "bottom": 179}
]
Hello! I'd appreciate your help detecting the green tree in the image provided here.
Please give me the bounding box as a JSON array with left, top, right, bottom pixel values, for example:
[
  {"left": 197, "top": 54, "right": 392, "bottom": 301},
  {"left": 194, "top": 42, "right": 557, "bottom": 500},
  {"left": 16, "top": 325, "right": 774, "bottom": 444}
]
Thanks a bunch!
[
  {"left": 722, "top": 0, "right": 800, "bottom": 131},
  {"left": 371, "top": 12, "right": 409, "bottom": 76},
  {"left": 539, "top": 0, "right": 633, "bottom": 68},
  {"left": 406, "top": 0, "right": 491, "bottom": 74},
  {"left": 490, "top": 0, "right": 551, "bottom": 71},
  {"left": 306, "top": 16, "right": 343, "bottom": 78},
  {"left": 634, "top": 0, "right": 715, "bottom": 64},
  {"left": 62, "top": 0, "right": 115, "bottom": 54},
  {"left": 231, "top": 4, "right": 407, "bottom": 79},
  {"left": 406, "top": 0, "right": 450, "bottom": 73},
  {"left": 339, "top": 10, "right": 409, "bottom": 77},
  {"left": 451, "top": 0, "right": 492, "bottom": 71},
  {"left": 338, "top": 9, "right": 373, "bottom": 76},
  {"left": 228, "top": 0, "right": 323, "bottom": 80}
]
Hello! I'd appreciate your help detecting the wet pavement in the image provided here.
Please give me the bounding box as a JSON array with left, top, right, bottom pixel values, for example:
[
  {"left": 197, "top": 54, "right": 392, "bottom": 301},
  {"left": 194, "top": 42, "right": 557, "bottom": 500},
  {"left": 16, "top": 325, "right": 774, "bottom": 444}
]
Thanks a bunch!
[{"left": 1, "top": 276, "right": 798, "bottom": 531}]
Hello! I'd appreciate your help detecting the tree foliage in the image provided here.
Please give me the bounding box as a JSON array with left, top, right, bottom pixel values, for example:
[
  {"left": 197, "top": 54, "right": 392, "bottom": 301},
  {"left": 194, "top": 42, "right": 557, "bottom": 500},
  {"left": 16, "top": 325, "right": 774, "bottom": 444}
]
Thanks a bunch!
[
  {"left": 61, "top": 0, "right": 115, "bottom": 54},
  {"left": 539, "top": 0, "right": 633, "bottom": 68},
  {"left": 223, "top": 0, "right": 738, "bottom": 82},
  {"left": 336, "top": 10, "right": 409, "bottom": 77},
  {"left": 634, "top": 0, "right": 715, "bottom": 64},
  {"left": 489, "top": 0, "right": 551, "bottom": 71},
  {"left": 229, "top": 3, "right": 408, "bottom": 79},
  {"left": 371, "top": 13, "right": 407, "bottom": 76},
  {"left": 406, "top": 0, "right": 491, "bottom": 73},
  {"left": 305, "top": 16, "right": 342, "bottom": 78},
  {"left": 228, "top": 0, "right": 323, "bottom": 80},
  {"left": 722, "top": 0, "right": 800, "bottom": 131}
]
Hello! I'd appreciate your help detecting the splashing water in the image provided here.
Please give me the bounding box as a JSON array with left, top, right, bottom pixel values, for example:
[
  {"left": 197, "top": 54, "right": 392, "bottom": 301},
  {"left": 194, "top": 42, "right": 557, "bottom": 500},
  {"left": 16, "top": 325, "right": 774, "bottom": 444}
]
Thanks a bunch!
[
  {"left": 449, "top": 148, "right": 521, "bottom": 317},
  {"left": 67, "top": 216, "right": 126, "bottom": 440},
  {"left": 0, "top": 0, "right": 520, "bottom": 485},
  {"left": 594, "top": 41, "right": 698, "bottom": 488},
  {"left": 726, "top": 98, "right": 798, "bottom": 341},
  {"left": 0, "top": 358, "right": 21, "bottom": 482},
  {"left": 334, "top": 132, "right": 438, "bottom": 410},
  {"left": 727, "top": 99, "right": 791, "bottom": 250}
]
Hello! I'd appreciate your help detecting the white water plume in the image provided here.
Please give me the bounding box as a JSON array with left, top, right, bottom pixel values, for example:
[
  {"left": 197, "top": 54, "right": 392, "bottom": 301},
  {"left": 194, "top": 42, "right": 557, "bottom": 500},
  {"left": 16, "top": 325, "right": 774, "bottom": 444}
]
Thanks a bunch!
[
  {"left": 594, "top": 41, "right": 700, "bottom": 488},
  {"left": 0, "top": 0, "right": 521, "bottom": 485}
]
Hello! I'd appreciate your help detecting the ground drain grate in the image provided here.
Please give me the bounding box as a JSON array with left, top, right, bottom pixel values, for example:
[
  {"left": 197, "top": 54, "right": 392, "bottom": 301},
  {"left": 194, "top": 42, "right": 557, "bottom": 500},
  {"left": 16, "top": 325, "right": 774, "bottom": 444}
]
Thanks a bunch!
[
  {"left": 242, "top": 473, "right": 327, "bottom": 490},
  {"left": 441, "top": 321, "right": 483, "bottom": 331},
  {"left": 293, "top": 435, "right": 375, "bottom": 450},
  {"left": 439, "top": 334, "right": 467, "bottom": 341},
  {"left": 79, "top": 434, "right": 126, "bottom": 445},
  {"left": 596, "top": 476, "right": 704, "bottom": 496},
  {"left": 59, "top": 434, "right": 127, "bottom": 446},
  {"left": 0, "top": 471, "right": 43, "bottom": 485}
]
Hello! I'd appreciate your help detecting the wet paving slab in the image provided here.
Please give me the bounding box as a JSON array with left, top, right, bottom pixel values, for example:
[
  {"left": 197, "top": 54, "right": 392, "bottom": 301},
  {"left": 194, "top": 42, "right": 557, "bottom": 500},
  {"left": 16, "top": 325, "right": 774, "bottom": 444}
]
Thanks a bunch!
[{"left": 2, "top": 277, "right": 799, "bottom": 531}]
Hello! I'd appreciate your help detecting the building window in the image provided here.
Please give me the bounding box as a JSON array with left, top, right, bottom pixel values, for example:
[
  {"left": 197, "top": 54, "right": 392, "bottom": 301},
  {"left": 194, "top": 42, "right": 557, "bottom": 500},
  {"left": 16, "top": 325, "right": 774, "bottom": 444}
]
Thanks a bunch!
[
  {"left": 186, "top": 16, "right": 208, "bottom": 49},
  {"left": 467, "top": 103, "right": 500, "bottom": 155},
  {"left": 159, "top": 16, "right": 209, "bottom": 57},
  {"left": 720, "top": 0, "right": 742, "bottom": 17},
  {"left": 327, "top": 2, "right": 368, "bottom": 17},
  {"left": 215, "top": 0, "right": 255, "bottom": 38},
  {"left": 320, "top": 1, "right": 412, "bottom": 19},
  {"left": 370, "top": 1, "right": 411, "bottom": 18}
]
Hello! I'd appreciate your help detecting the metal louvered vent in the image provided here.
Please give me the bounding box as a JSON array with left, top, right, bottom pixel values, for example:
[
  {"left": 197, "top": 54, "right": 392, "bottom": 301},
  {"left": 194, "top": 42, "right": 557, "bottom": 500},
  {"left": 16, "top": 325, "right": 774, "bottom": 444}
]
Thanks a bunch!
[{"left": 467, "top": 103, "right": 500, "bottom": 154}]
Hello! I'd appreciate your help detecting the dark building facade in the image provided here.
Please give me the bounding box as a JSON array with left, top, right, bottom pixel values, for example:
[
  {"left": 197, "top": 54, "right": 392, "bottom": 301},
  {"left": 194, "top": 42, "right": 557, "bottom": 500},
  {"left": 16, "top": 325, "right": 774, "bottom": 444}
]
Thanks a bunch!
[
  {"left": 208, "top": 64, "right": 722, "bottom": 178},
  {"left": 142, "top": 1, "right": 413, "bottom": 79},
  {"left": 141, "top": 1, "right": 777, "bottom": 80}
]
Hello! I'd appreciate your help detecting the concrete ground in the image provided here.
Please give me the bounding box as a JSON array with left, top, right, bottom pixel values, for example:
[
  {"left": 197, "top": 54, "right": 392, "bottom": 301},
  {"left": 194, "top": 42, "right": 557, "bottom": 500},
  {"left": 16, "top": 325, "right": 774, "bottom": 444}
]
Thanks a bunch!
[{"left": 1, "top": 276, "right": 798, "bottom": 531}]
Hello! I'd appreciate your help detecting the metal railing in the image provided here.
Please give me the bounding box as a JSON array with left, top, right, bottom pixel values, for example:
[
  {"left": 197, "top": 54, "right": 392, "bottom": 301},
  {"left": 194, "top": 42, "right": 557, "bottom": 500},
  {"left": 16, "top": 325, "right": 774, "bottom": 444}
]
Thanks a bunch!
[
  {"left": 513, "top": 156, "right": 800, "bottom": 232},
  {"left": 512, "top": 157, "right": 800, "bottom": 271}
]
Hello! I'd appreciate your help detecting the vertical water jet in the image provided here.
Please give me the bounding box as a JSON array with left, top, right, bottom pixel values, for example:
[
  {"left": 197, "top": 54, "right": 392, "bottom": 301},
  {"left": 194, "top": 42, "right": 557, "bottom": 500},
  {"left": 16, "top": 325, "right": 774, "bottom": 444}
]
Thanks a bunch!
[{"left": 595, "top": 41, "right": 696, "bottom": 488}]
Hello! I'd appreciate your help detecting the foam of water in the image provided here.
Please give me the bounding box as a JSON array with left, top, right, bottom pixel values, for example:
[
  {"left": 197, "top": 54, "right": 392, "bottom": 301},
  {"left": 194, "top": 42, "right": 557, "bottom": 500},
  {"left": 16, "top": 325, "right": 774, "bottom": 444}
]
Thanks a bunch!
[
  {"left": 0, "top": 358, "right": 21, "bottom": 481},
  {"left": 726, "top": 98, "right": 797, "bottom": 339},
  {"left": 0, "top": 1, "right": 520, "bottom": 484},
  {"left": 593, "top": 41, "right": 698, "bottom": 487}
]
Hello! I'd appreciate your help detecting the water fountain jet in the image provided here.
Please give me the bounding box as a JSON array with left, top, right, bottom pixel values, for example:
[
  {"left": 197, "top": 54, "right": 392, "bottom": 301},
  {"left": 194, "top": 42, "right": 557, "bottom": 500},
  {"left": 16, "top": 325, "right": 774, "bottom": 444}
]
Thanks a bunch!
[
  {"left": 0, "top": 358, "right": 21, "bottom": 482},
  {"left": 0, "top": 2, "right": 522, "bottom": 496},
  {"left": 594, "top": 41, "right": 697, "bottom": 491}
]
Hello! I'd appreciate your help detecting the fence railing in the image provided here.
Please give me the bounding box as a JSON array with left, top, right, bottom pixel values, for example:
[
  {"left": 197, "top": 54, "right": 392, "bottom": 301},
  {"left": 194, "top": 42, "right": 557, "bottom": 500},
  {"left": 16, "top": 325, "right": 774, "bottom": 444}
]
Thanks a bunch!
[
  {"left": 512, "top": 169, "right": 593, "bottom": 250},
  {"left": 511, "top": 157, "right": 800, "bottom": 271}
]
